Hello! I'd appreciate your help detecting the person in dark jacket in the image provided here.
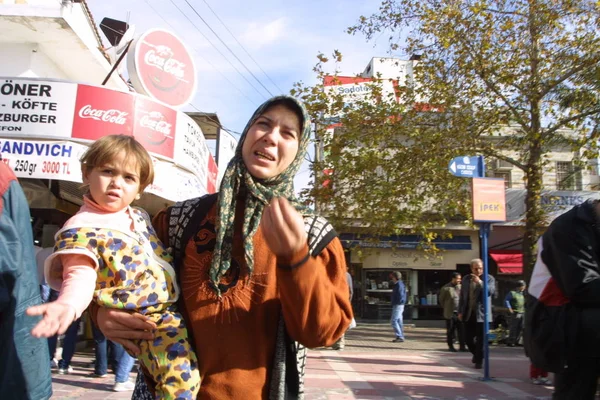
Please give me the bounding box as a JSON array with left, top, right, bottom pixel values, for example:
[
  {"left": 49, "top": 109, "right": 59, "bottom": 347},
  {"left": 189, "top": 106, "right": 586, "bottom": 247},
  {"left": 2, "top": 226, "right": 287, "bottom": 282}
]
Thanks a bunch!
[
  {"left": 525, "top": 200, "right": 600, "bottom": 399},
  {"left": 458, "top": 258, "right": 495, "bottom": 369},
  {"left": 0, "top": 162, "right": 52, "bottom": 399},
  {"left": 390, "top": 271, "right": 407, "bottom": 343},
  {"left": 439, "top": 272, "right": 466, "bottom": 352}
]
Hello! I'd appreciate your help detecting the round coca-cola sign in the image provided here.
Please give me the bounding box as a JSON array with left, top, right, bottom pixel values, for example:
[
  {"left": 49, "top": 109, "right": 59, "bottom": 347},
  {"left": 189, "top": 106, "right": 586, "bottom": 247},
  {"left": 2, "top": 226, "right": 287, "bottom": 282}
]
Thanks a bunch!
[{"left": 127, "top": 29, "right": 197, "bottom": 108}]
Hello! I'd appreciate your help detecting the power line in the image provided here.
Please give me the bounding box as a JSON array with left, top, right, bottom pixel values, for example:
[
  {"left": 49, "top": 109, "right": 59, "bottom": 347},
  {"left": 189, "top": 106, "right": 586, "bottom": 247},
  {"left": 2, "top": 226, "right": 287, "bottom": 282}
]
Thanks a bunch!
[
  {"left": 167, "top": 0, "right": 269, "bottom": 101},
  {"left": 181, "top": 0, "right": 275, "bottom": 98},
  {"left": 198, "top": 0, "right": 285, "bottom": 94},
  {"left": 143, "top": 0, "right": 258, "bottom": 107},
  {"left": 188, "top": 103, "right": 243, "bottom": 136}
]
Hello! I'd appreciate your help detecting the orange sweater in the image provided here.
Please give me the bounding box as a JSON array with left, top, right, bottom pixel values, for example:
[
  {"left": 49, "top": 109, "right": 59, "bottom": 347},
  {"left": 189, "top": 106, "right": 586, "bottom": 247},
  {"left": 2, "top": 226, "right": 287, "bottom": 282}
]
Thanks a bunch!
[{"left": 152, "top": 198, "right": 352, "bottom": 399}]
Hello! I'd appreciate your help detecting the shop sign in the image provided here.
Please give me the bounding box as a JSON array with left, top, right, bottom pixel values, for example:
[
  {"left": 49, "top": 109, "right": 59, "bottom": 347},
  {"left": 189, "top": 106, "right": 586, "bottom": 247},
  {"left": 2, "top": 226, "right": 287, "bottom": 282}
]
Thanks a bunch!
[
  {"left": 207, "top": 155, "right": 218, "bottom": 193},
  {"left": 0, "top": 79, "right": 77, "bottom": 138},
  {"left": 216, "top": 129, "right": 237, "bottom": 187},
  {"left": 390, "top": 251, "right": 444, "bottom": 269},
  {"left": 323, "top": 76, "right": 399, "bottom": 126},
  {"left": 148, "top": 159, "right": 206, "bottom": 201},
  {"left": 472, "top": 178, "right": 507, "bottom": 222},
  {"left": 502, "top": 189, "right": 598, "bottom": 225},
  {"left": 72, "top": 84, "right": 134, "bottom": 141},
  {"left": 0, "top": 138, "right": 86, "bottom": 182},
  {"left": 0, "top": 77, "right": 217, "bottom": 195},
  {"left": 174, "top": 112, "right": 211, "bottom": 186},
  {"left": 127, "top": 29, "right": 197, "bottom": 108}
]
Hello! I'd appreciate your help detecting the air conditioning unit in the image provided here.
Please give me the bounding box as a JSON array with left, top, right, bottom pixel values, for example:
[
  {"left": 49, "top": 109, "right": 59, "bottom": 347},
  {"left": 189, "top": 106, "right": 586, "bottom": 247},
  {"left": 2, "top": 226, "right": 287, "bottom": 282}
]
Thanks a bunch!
[{"left": 493, "top": 159, "right": 513, "bottom": 170}]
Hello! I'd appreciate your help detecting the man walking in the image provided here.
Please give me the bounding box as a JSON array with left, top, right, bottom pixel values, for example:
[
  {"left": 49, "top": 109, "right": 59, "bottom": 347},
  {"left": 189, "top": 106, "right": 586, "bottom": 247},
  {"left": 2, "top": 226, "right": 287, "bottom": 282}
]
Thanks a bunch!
[
  {"left": 504, "top": 280, "right": 526, "bottom": 347},
  {"left": 525, "top": 200, "right": 600, "bottom": 399},
  {"left": 458, "top": 258, "right": 495, "bottom": 369},
  {"left": 390, "top": 271, "right": 406, "bottom": 343},
  {"left": 439, "top": 272, "right": 466, "bottom": 352}
]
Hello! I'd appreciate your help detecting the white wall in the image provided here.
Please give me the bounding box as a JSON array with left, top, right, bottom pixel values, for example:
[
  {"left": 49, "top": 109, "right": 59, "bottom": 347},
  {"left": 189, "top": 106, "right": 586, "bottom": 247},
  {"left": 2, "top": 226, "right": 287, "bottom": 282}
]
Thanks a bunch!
[{"left": 0, "top": 42, "right": 68, "bottom": 79}]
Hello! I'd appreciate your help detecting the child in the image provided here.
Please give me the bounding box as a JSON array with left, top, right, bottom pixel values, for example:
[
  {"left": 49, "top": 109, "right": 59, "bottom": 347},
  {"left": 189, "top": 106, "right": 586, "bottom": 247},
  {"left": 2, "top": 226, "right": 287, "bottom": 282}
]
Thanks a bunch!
[
  {"left": 530, "top": 363, "right": 551, "bottom": 385},
  {"left": 27, "top": 135, "right": 200, "bottom": 400}
]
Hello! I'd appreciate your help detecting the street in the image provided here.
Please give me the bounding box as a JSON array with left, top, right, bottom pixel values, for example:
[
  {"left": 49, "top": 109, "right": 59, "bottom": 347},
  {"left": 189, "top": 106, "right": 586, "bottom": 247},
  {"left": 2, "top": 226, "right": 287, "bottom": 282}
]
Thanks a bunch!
[{"left": 49, "top": 323, "right": 555, "bottom": 399}]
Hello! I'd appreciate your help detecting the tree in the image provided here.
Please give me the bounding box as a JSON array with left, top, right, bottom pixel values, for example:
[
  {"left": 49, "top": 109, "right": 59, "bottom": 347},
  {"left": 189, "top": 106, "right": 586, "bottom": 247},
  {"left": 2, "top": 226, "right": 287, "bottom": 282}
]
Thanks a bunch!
[{"left": 293, "top": 0, "right": 600, "bottom": 279}]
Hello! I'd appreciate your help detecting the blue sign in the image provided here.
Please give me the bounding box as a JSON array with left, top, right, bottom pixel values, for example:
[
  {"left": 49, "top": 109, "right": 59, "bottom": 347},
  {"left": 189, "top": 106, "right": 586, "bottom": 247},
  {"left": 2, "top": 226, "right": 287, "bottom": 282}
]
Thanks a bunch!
[{"left": 448, "top": 156, "right": 483, "bottom": 178}]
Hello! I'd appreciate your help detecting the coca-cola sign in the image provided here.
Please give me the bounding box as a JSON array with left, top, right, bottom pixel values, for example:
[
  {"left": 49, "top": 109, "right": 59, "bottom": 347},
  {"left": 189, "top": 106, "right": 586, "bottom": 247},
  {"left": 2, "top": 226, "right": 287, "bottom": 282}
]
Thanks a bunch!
[
  {"left": 78, "top": 105, "right": 128, "bottom": 125},
  {"left": 72, "top": 85, "right": 134, "bottom": 141},
  {"left": 127, "top": 29, "right": 197, "bottom": 108},
  {"left": 133, "top": 96, "right": 176, "bottom": 159},
  {"left": 140, "top": 113, "right": 172, "bottom": 136}
]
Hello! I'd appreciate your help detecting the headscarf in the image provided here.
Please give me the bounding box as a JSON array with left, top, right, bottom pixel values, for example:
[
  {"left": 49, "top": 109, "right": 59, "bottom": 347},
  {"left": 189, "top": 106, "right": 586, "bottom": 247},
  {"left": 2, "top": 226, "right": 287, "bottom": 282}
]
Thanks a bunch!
[{"left": 209, "top": 96, "right": 312, "bottom": 297}]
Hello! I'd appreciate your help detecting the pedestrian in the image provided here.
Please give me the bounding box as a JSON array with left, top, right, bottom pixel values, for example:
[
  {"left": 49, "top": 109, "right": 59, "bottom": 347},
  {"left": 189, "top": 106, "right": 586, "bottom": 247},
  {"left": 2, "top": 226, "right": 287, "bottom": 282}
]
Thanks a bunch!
[
  {"left": 439, "top": 272, "right": 466, "bottom": 352},
  {"left": 90, "top": 323, "right": 136, "bottom": 391},
  {"left": 529, "top": 363, "right": 551, "bottom": 386},
  {"left": 525, "top": 200, "right": 600, "bottom": 399},
  {"left": 27, "top": 135, "right": 200, "bottom": 397},
  {"left": 391, "top": 271, "right": 407, "bottom": 343},
  {"left": 332, "top": 266, "right": 354, "bottom": 350},
  {"left": 504, "top": 280, "right": 526, "bottom": 347},
  {"left": 458, "top": 258, "right": 496, "bottom": 369},
  {"left": 0, "top": 161, "right": 52, "bottom": 399},
  {"left": 93, "top": 95, "right": 353, "bottom": 399}
]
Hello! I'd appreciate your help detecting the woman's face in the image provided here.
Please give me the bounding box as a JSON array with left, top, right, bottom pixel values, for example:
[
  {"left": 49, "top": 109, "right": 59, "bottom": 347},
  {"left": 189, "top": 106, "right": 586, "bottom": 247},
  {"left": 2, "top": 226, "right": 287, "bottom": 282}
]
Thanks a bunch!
[{"left": 242, "top": 104, "right": 301, "bottom": 180}]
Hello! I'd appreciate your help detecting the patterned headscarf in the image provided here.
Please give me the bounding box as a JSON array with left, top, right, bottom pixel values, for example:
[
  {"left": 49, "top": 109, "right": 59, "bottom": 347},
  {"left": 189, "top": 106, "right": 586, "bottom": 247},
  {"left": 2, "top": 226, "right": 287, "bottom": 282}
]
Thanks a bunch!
[{"left": 209, "top": 96, "right": 312, "bottom": 297}]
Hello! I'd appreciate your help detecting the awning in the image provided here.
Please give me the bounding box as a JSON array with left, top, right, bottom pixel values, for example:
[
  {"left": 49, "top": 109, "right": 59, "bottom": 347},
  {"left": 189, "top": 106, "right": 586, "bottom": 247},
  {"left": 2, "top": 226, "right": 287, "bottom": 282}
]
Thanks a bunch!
[
  {"left": 489, "top": 250, "right": 522, "bottom": 274},
  {"left": 339, "top": 233, "right": 472, "bottom": 250}
]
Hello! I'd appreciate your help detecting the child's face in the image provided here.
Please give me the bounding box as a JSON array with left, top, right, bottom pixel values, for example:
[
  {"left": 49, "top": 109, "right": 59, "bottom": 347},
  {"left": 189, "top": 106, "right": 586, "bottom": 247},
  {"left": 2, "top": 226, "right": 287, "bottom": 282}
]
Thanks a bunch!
[{"left": 83, "top": 150, "right": 141, "bottom": 212}]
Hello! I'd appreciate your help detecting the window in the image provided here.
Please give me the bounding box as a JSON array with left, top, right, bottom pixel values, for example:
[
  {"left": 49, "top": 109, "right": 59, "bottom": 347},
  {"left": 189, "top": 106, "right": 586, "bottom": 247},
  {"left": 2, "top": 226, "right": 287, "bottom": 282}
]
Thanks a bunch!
[
  {"left": 494, "top": 171, "right": 512, "bottom": 188},
  {"left": 494, "top": 159, "right": 513, "bottom": 169},
  {"left": 556, "top": 162, "right": 582, "bottom": 190}
]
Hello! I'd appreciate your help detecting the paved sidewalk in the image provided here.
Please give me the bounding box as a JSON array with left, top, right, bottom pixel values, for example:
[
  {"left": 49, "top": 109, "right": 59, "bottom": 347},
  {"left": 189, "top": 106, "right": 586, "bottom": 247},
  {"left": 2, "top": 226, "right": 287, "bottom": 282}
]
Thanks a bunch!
[
  {"left": 305, "top": 323, "right": 555, "bottom": 399},
  {"left": 48, "top": 323, "right": 559, "bottom": 399}
]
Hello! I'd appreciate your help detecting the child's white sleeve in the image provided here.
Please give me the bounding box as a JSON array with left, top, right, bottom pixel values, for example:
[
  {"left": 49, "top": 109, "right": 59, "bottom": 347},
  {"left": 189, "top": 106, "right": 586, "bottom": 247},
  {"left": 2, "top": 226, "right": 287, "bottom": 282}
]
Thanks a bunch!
[{"left": 55, "top": 254, "right": 97, "bottom": 319}]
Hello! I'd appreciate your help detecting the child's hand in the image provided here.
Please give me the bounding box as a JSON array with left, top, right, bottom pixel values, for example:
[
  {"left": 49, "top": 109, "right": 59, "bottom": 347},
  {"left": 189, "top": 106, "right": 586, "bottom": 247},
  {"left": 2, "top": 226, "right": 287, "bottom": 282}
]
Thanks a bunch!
[{"left": 27, "top": 302, "right": 76, "bottom": 338}]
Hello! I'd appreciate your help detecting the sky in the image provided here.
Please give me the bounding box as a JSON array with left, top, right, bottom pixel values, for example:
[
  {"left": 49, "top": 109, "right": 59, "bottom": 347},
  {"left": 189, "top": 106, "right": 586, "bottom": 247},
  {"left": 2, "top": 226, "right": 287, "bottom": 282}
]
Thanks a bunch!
[{"left": 87, "top": 0, "right": 395, "bottom": 192}]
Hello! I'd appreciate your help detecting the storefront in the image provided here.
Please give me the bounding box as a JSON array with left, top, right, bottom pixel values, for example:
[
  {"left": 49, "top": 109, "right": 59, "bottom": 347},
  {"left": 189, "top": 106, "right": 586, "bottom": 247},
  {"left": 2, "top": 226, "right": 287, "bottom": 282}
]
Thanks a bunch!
[
  {"left": 0, "top": 2, "right": 222, "bottom": 344},
  {"left": 0, "top": 77, "right": 218, "bottom": 216},
  {"left": 342, "top": 232, "right": 480, "bottom": 320}
]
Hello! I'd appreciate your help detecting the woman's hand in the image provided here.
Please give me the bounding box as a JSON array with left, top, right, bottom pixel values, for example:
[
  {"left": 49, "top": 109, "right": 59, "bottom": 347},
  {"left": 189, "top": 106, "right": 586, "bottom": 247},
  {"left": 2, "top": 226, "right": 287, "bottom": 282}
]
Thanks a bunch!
[
  {"left": 261, "top": 197, "right": 307, "bottom": 257},
  {"left": 96, "top": 307, "right": 157, "bottom": 356}
]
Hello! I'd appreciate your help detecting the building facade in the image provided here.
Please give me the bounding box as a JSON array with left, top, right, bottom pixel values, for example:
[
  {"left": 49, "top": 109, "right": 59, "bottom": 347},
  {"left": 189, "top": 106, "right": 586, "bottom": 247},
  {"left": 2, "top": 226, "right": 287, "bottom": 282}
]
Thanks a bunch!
[{"left": 323, "top": 56, "right": 600, "bottom": 320}]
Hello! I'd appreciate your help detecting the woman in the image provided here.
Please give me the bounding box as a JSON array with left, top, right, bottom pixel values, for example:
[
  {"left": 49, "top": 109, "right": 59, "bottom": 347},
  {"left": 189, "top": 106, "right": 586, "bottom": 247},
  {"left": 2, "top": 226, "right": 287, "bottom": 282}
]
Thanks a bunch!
[{"left": 94, "top": 96, "right": 353, "bottom": 399}]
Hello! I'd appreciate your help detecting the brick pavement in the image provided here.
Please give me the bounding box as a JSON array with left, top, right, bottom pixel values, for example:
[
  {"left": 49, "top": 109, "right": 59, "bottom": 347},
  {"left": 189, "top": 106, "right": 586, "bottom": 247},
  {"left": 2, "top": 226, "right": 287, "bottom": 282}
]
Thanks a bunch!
[{"left": 47, "top": 323, "right": 563, "bottom": 399}]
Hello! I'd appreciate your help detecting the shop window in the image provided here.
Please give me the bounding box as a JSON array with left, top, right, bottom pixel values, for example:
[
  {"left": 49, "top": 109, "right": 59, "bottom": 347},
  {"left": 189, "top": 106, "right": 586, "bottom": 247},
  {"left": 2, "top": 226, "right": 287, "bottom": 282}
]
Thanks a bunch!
[
  {"left": 362, "top": 269, "right": 410, "bottom": 320},
  {"left": 494, "top": 171, "right": 512, "bottom": 188}
]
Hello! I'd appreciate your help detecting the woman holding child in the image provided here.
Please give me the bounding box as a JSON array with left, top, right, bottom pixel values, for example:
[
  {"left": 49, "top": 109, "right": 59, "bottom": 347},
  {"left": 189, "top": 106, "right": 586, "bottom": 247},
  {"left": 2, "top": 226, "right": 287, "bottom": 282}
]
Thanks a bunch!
[{"left": 94, "top": 95, "right": 352, "bottom": 399}]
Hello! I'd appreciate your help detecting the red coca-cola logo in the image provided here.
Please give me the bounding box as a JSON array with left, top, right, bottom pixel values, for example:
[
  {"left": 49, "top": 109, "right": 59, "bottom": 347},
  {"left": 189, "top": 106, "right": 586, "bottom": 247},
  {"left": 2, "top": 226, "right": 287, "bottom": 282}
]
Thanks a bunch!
[
  {"left": 140, "top": 112, "right": 172, "bottom": 139},
  {"left": 128, "top": 29, "right": 197, "bottom": 108},
  {"left": 133, "top": 96, "right": 176, "bottom": 158},
  {"left": 72, "top": 85, "right": 134, "bottom": 141}
]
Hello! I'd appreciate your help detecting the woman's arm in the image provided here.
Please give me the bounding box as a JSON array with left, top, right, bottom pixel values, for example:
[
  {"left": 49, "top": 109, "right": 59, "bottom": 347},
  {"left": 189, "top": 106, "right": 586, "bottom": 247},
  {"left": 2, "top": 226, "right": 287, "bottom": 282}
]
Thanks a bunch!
[
  {"left": 261, "top": 197, "right": 352, "bottom": 347},
  {"left": 94, "top": 307, "right": 156, "bottom": 356},
  {"left": 276, "top": 238, "right": 353, "bottom": 348}
]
